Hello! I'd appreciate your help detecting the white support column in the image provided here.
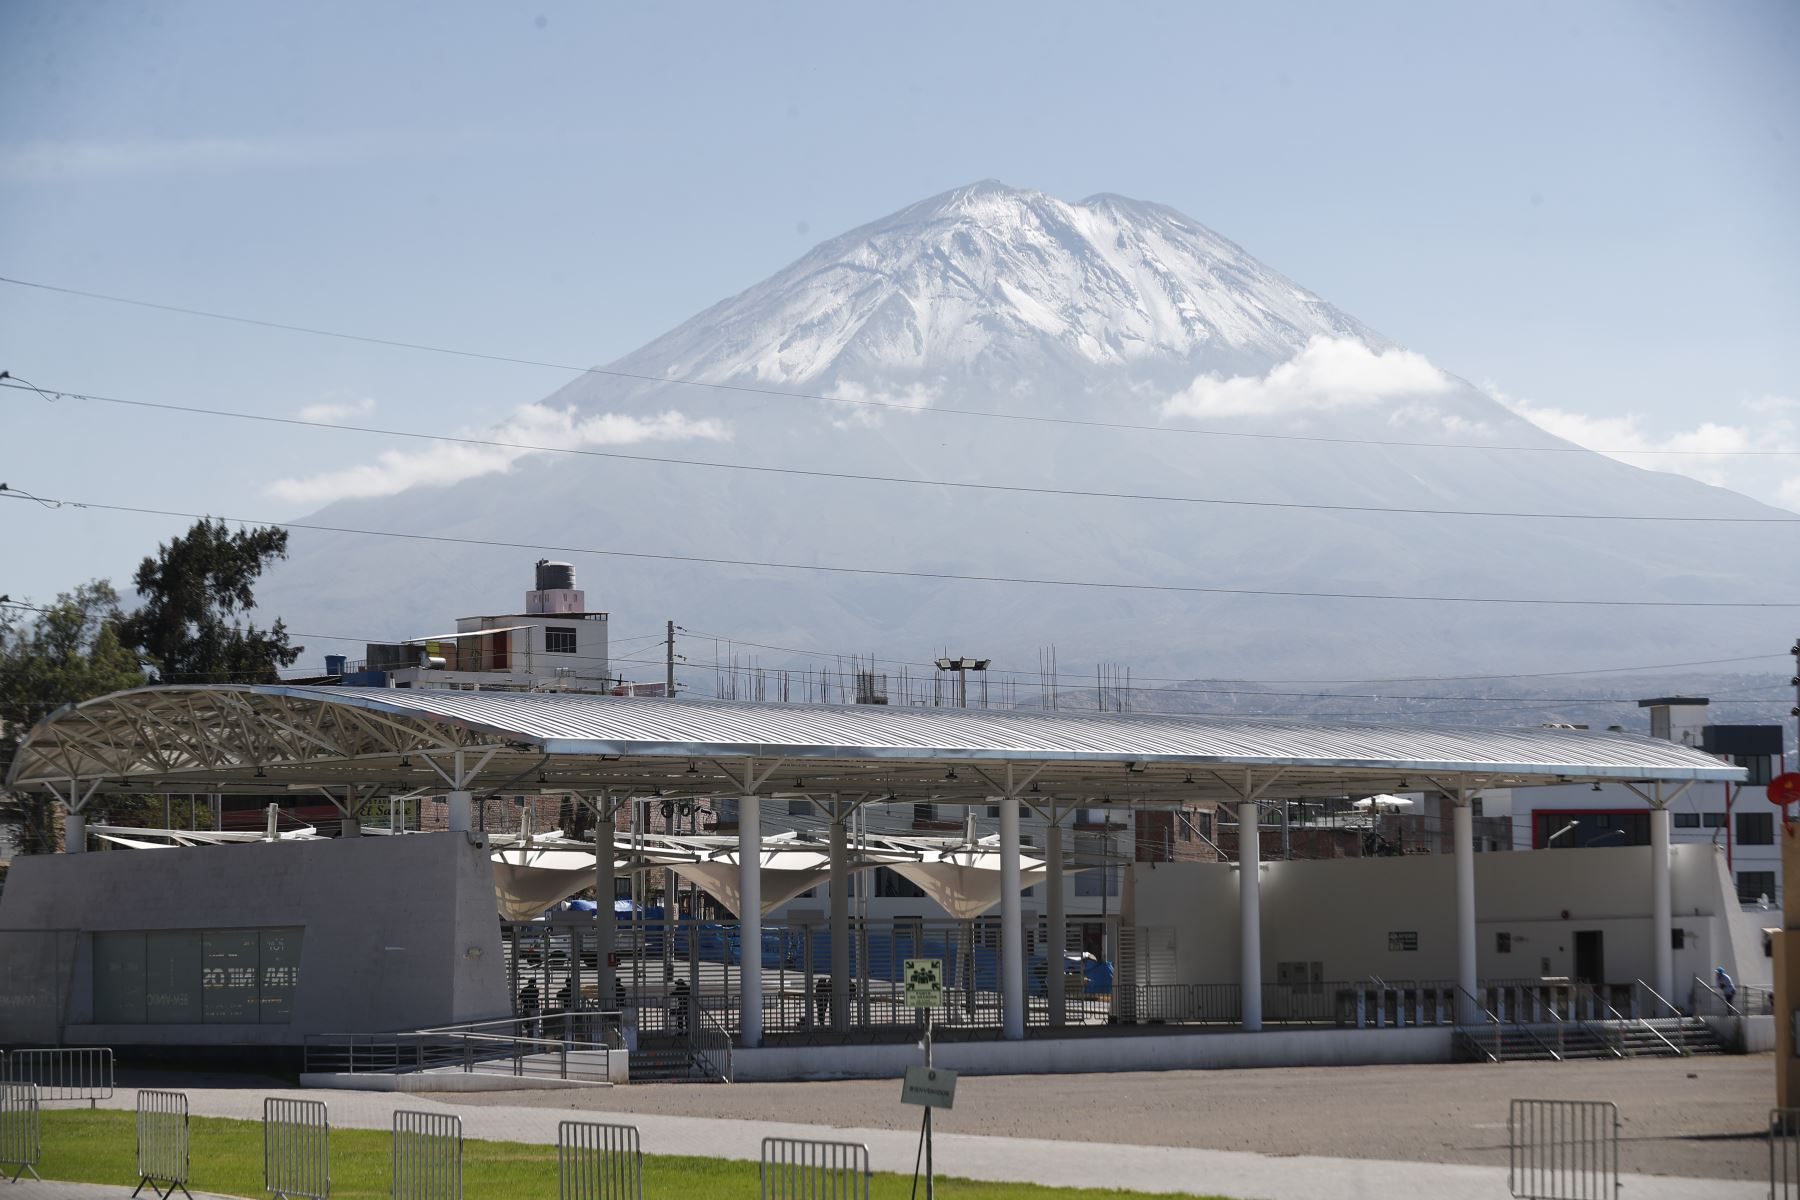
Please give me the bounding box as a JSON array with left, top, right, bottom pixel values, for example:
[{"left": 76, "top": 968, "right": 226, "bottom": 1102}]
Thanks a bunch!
[
  {"left": 1651, "top": 798, "right": 1673, "bottom": 1002},
  {"left": 999, "top": 795, "right": 1025, "bottom": 1040},
  {"left": 595, "top": 799, "right": 616, "bottom": 1012},
  {"left": 1454, "top": 798, "right": 1479, "bottom": 1024},
  {"left": 1045, "top": 807, "right": 1066, "bottom": 1028},
  {"left": 739, "top": 794, "right": 763, "bottom": 1047},
  {"left": 829, "top": 800, "right": 850, "bottom": 1032},
  {"left": 64, "top": 812, "right": 86, "bottom": 854},
  {"left": 1239, "top": 799, "right": 1262, "bottom": 1031},
  {"left": 447, "top": 790, "right": 472, "bottom": 833}
]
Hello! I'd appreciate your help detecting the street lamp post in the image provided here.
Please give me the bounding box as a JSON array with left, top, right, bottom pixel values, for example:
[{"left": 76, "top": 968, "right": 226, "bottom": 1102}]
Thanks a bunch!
[{"left": 934, "top": 656, "right": 990, "bottom": 708}]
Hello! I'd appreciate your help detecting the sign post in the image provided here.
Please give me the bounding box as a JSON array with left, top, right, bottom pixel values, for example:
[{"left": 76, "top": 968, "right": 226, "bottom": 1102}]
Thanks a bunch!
[{"left": 901, "top": 958, "right": 951, "bottom": 1200}]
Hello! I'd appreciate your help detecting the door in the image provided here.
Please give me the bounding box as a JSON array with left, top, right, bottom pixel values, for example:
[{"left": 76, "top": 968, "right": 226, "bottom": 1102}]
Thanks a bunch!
[{"left": 1573, "top": 930, "right": 1605, "bottom": 987}]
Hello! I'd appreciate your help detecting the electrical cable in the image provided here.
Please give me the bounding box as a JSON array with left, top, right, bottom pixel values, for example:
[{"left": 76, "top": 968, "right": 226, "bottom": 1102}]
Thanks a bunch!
[
  {"left": 6, "top": 275, "right": 1799, "bottom": 458},
  {"left": 8, "top": 488, "right": 1800, "bottom": 608},
  {"left": 9, "top": 380, "right": 1796, "bottom": 524}
]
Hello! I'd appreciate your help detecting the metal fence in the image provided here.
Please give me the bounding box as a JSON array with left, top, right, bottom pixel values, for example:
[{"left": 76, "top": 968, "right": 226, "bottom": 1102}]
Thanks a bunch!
[
  {"left": 5, "top": 1046, "right": 113, "bottom": 1105},
  {"left": 558, "top": 1119, "right": 641, "bottom": 1200},
  {"left": 1774, "top": 1109, "right": 1800, "bottom": 1200},
  {"left": 759, "top": 1137, "right": 871, "bottom": 1200},
  {"left": 0, "top": 1082, "right": 40, "bottom": 1183},
  {"left": 1508, "top": 1098, "right": 1619, "bottom": 1200},
  {"left": 304, "top": 1013, "right": 618, "bottom": 1084},
  {"left": 393, "top": 1108, "right": 462, "bottom": 1199},
  {"left": 136, "top": 1089, "right": 193, "bottom": 1200},
  {"left": 265, "top": 1096, "right": 330, "bottom": 1200}
]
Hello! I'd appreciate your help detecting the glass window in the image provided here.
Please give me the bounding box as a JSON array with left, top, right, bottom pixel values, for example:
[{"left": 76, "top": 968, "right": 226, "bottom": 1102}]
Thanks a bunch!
[
  {"left": 1737, "top": 811, "right": 1774, "bottom": 846},
  {"left": 1739, "top": 756, "right": 1776, "bottom": 786},
  {"left": 1673, "top": 812, "right": 1699, "bottom": 829},
  {"left": 545, "top": 626, "right": 577, "bottom": 654},
  {"left": 871, "top": 867, "right": 925, "bottom": 899},
  {"left": 1738, "top": 871, "right": 1777, "bottom": 905},
  {"left": 1702, "top": 812, "right": 1726, "bottom": 829},
  {"left": 94, "top": 927, "right": 302, "bottom": 1025},
  {"left": 913, "top": 803, "right": 936, "bottom": 825}
]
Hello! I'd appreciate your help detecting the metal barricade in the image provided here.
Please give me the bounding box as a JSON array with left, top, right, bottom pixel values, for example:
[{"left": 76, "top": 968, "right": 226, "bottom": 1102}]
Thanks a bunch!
[
  {"left": 265, "top": 1096, "right": 330, "bottom": 1200},
  {"left": 759, "top": 1137, "right": 871, "bottom": 1200},
  {"left": 393, "top": 1109, "right": 461, "bottom": 1199},
  {"left": 135, "top": 1089, "right": 193, "bottom": 1200},
  {"left": 1508, "top": 1098, "right": 1619, "bottom": 1200},
  {"left": 0, "top": 1083, "right": 41, "bottom": 1182},
  {"left": 1773, "top": 1109, "right": 1800, "bottom": 1200},
  {"left": 558, "top": 1120, "right": 641, "bottom": 1200},
  {"left": 7, "top": 1046, "right": 113, "bottom": 1106}
]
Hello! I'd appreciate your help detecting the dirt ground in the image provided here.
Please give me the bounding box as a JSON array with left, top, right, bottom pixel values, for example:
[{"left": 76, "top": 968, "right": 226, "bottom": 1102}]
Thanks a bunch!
[{"left": 450, "top": 1053, "right": 1780, "bottom": 1181}]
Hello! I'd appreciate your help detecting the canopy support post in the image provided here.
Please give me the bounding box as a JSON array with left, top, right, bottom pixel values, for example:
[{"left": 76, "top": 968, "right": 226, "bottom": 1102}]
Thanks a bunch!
[
  {"left": 740, "top": 793, "right": 763, "bottom": 1047},
  {"left": 1453, "top": 786, "right": 1479, "bottom": 1024},
  {"left": 1239, "top": 798, "right": 1262, "bottom": 1031},
  {"left": 1045, "top": 803, "right": 1066, "bottom": 1028},
  {"left": 999, "top": 781, "right": 1025, "bottom": 1040},
  {"left": 830, "top": 795, "right": 851, "bottom": 1033}
]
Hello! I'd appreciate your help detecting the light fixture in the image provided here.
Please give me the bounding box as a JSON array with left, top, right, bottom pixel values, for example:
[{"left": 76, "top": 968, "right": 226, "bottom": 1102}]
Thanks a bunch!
[
  {"left": 794, "top": 778, "right": 805, "bottom": 789},
  {"left": 686, "top": 762, "right": 700, "bottom": 775},
  {"left": 1029, "top": 782, "right": 1040, "bottom": 794},
  {"left": 1183, "top": 772, "right": 1195, "bottom": 785},
  {"left": 1591, "top": 783, "right": 1603, "bottom": 792},
  {"left": 398, "top": 756, "right": 412, "bottom": 768},
  {"left": 944, "top": 768, "right": 959, "bottom": 782},
  {"left": 254, "top": 766, "right": 267, "bottom": 779}
]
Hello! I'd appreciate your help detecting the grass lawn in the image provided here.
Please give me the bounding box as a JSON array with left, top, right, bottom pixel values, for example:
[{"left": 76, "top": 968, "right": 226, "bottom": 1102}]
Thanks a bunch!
[{"left": 38, "top": 1110, "right": 1221, "bottom": 1198}]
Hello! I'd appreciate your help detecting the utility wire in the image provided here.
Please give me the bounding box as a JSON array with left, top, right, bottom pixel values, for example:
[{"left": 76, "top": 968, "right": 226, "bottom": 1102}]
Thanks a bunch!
[
  {"left": 6, "top": 274, "right": 1798, "bottom": 458},
  {"left": 6, "top": 488, "right": 1800, "bottom": 608},
  {"left": 9, "top": 380, "right": 1794, "bottom": 525}
]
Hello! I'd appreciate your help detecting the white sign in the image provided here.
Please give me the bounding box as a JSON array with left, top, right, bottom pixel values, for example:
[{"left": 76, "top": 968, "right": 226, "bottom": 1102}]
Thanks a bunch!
[
  {"left": 904, "top": 957, "right": 944, "bottom": 1008},
  {"left": 901, "top": 1065, "right": 958, "bottom": 1109}
]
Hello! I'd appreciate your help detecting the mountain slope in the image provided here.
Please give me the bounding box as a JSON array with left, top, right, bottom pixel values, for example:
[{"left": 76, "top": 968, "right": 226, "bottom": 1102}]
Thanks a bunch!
[{"left": 260, "top": 182, "right": 1799, "bottom": 688}]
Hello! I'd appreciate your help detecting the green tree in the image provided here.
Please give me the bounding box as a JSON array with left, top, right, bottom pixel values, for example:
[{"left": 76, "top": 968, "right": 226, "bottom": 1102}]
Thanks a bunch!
[
  {"left": 118, "top": 518, "right": 303, "bottom": 683},
  {"left": 0, "top": 583, "right": 148, "bottom": 853}
]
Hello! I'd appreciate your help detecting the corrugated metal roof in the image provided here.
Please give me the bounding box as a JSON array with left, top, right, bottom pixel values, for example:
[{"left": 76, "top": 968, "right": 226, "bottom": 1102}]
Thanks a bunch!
[{"left": 263, "top": 685, "right": 1739, "bottom": 782}]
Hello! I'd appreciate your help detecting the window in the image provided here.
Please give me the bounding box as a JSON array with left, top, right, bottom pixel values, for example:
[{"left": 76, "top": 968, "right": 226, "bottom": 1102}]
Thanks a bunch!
[
  {"left": 1673, "top": 812, "right": 1699, "bottom": 829},
  {"left": 93, "top": 927, "right": 302, "bottom": 1025},
  {"left": 545, "top": 626, "right": 577, "bottom": 654},
  {"left": 872, "top": 867, "right": 926, "bottom": 899},
  {"left": 1738, "top": 811, "right": 1774, "bottom": 846},
  {"left": 1702, "top": 812, "right": 1726, "bottom": 829},
  {"left": 787, "top": 798, "right": 812, "bottom": 817},
  {"left": 1739, "top": 755, "right": 1776, "bottom": 786},
  {"left": 1075, "top": 864, "right": 1119, "bottom": 898},
  {"left": 913, "top": 802, "right": 936, "bottom": 825},
  {"left": 1738, "top": 870, "right": 1777, "bottom": 905},
  {"left": 1496, "top": 932, "right": 1512, "bottom": 954}
]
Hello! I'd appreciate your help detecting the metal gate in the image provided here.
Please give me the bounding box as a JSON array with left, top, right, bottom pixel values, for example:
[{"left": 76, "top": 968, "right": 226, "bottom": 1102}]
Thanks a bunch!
[
  {"left": 135, "top": 1089, "right": 193, "bottom": 1199},
  {"left": 392, "top": 1109, "right": 461, "bottom": 1199},
  {"left": 1508, "top": 1098, "right": 1619, "bottom": 1200},
  {"left": 558, "top": 1120, "right": 641, "bottom": 1200},
  {"left": 7, "top": 1046, "right": 113, "bottom": 1105},
  {"left": 1773, "top": 1109, "right": 1800, "bottom": 1200},
  {"left": 0, "top": 1083, "right": 41, "bottom": 1182},
  {"left": 759, "top": 1137, "right": 871, "bottom": 1200},
  {"left": 265, "top": 1096, "right": 330, "bottom": 1200}
]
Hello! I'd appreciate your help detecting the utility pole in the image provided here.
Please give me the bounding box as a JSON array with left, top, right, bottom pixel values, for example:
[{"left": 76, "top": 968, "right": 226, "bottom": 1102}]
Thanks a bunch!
[{"left": 666, "top": 620, "right": 676, "bottom": 698}]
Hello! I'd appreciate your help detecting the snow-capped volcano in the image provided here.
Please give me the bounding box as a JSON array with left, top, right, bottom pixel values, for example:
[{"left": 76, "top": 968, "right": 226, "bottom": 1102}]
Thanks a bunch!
[
  {"left": 261, "top": 182, "right": 1799, "bottom": 687},
  {"left": 628, "top": 181, "right": 1381, "bottom": 385}
]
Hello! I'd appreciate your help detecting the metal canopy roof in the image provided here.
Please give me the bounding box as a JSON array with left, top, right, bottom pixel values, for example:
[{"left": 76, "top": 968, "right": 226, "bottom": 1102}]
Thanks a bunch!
[{"left": 6, "top": 684, "right": 1741, "bottom": 805}]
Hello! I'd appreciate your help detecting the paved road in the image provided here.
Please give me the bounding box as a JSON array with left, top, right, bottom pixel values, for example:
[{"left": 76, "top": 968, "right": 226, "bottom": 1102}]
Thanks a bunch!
[{"left": 87, "top": 1059, "right": 1772, "bottom": 1200}]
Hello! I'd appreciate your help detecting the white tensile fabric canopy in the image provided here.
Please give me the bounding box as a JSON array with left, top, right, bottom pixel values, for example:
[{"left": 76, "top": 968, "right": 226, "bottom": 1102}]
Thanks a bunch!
[
  {"left": 879, "top": 835, "right": 1051, "bottom": 920},
  {"left": 491, "top": 847, "right": 627, "bottom": 922}
]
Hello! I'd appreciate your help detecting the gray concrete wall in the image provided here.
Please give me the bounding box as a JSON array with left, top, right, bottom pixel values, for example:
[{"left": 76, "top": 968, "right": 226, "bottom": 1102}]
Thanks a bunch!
[{"left": 0, "top": 832, "right": 508, "bottom": 1045}]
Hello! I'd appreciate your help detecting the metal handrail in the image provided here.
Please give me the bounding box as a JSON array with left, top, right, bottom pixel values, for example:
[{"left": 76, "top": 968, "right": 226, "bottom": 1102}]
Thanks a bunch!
[
  {"left": 1633, "top": 979, "right": 1690, "bottom": 1055},
  {"left": 1691, "top": 974, "right": 1744, "bottom": 1018},
  {"left": 1455, "top": 986, "right": 1562, "bottom": 1062}
]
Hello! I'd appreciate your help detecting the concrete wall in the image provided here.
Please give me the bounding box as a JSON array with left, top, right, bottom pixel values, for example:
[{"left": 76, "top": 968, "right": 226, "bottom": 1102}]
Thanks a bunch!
[
  {"left": 1134, "top": 842, "right": 1743, "bottom": 996},
  {"left": 735, "top": 1026, "right": 1454, "bottom": 1081},
  {"left": 0, "top": 832, "right": 508, "bottom": 1046}
]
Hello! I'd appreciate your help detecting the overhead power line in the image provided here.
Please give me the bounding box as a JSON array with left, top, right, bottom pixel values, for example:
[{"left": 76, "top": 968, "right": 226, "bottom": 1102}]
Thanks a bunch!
[
  {"left": 6, "top": 274, "right": 1799, "bottom": 458},
  {"left": 6, "top": 380, "right": 1796, "bottom": 525},
  {"left": 7, "top": 488, "right": 1800, "bottom": 609}
]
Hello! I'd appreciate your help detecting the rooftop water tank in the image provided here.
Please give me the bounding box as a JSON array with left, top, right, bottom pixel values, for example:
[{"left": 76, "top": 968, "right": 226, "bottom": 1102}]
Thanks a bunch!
[{"left": 535, "top": 559, "right": 576, "bottom": 592}]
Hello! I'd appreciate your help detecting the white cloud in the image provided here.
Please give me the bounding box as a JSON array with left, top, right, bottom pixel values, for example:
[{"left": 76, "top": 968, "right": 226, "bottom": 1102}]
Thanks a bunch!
[
  {"left": 298, "top": 396, "right": 376, "bottom": 424},
  {"left": 828, "top": 380, "right": 941, "bottom": 429},
  {"left": 1493, "top": 386, "right": 1800, "bottom": 513},
  {"left": 267, "top": 404, "right": 731, "bottom": 506},
  {"left": 1163, "top": 336, "right": 1451, "bottom": 419}
]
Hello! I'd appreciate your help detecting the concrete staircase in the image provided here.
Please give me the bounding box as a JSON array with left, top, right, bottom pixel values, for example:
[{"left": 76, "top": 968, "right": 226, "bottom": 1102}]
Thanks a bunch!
[{"left": 1456, "top": 1017, "right": 1727, "bottom": 1063}]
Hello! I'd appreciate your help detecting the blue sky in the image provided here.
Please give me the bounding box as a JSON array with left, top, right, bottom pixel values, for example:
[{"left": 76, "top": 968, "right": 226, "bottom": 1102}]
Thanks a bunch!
[{"left": 1, "top": 0, "right": 1797, "bottom": 602}]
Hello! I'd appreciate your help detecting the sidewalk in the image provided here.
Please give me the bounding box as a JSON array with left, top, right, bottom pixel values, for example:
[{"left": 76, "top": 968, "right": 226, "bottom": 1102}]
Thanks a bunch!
[{"left": 83, "top": 1086, "right": 1763, "bottom": 1200}]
